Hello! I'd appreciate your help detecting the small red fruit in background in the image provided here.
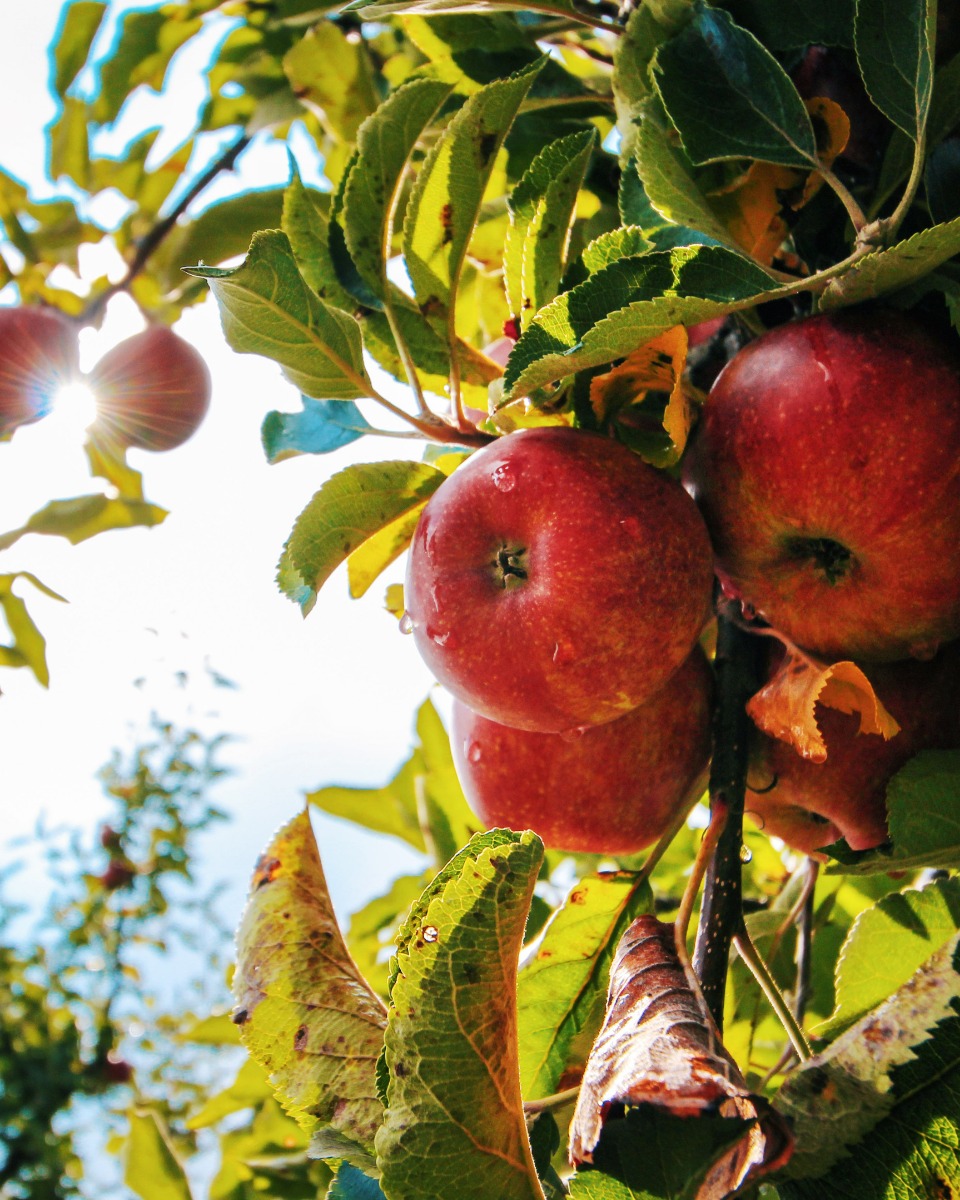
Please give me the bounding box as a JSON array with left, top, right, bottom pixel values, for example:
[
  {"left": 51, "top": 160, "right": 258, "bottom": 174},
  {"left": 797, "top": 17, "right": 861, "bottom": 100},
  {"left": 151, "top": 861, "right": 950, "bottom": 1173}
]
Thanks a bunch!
[
  {"left": 406, "top": 427, "right": 714, "bottom": 733},
  {"left": 684, "top": 308, "right": 960, "bottom": 662},
  {"left": 98, "top": 859, "right": 136, "bottom": 891},
  {"left": 88, "top": 325, "right": 211, "bottom": 451},
  {"left": 0, "top": 306, "right": 79, "bottom": 438},
  {"left": 451, "top": 647, "right": 714, "bottom": 856},
  {"left": 747, "top": 644, "right": 960, "bottom": 858}
]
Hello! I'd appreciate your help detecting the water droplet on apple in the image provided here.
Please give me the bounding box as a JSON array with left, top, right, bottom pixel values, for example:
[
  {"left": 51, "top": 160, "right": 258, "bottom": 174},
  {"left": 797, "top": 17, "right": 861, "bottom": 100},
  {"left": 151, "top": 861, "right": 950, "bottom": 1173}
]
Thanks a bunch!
[
  {"left": 428, "top": 626, "right": 456, "bottom": 649},
  {"left": 559, "top": 725, "right": 588, "bottom": 741},
  {"left": 619, "top": 516, "right": 642, "bottom": 537},
  {"left": 491, "top": 463, "right": 516, "bottom": 492},
  {"left": 399, "top": 612, "right": 414, "bottom": 634},
  {"left": 552, "top": 639, "right": 576, "bottom": 665},
  {"left": 739, "top": 845, "right": 753, "bottom": 863},
  {"left": 467, "top": 741, "right": 482, "bottom": 764}
]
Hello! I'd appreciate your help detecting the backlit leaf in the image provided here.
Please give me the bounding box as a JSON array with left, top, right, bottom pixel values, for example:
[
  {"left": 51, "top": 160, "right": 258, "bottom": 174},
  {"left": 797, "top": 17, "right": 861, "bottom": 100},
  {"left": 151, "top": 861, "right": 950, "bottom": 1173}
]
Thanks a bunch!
[
  {"left": 0, "top": 572, "right": 66, "bottom": 688},
  {"left": 234, "top": 810, "right": 387, "bottom": 1162},
  {"left": 261, "top": 397, "right": 372, "bottom": 464},
  {"left": 344, "top": 77, "right": 455, "bottom": 302},
  {"left": 188, "top": 230, "right": 372, "bottom": 401},
  {"left": 854, "top": 0, "right": 934, "bottom": 140},
  {"left": 308, "top": 751, "right": 428, "bottom": 854},
  {"left": 0, "top": 495, "right": 167, "bottom": 552},
  {"left": 51, "top": 1, "right": 106, "bottom": 97},
  {"left": 504, "top": 129, "right": 596, "bottom": 325},
  {"left": 517, "top": 872, "right": 653, "bottom": 1100},
  {"left": 402, "top": 57, "right": 546, "bottom": 318},
  {"left": 278, "top": 459, "right": 447, "bottom": 614},
  {"left": 816, "top": 876, "right": 960, "bottom": 1040},
  {"left": 746, "top": 645, "right": 900, "bottom": 763},
  {"left": 283, "top": 23, "right": 379, "bottom": 142},
  {"left": 376, "top": 829, "right": 546, "bottom": 1200},
  {"left": 653, "top": 4, "right": 818, "bottom": 168},
  {"left": 124, "top": 1108, "right": 193, "bottom": 1200}
]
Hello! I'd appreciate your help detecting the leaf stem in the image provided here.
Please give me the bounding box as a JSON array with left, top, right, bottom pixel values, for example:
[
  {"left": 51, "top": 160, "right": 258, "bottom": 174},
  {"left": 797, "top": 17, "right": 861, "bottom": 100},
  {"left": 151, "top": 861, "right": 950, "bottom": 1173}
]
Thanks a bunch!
[
  {"left": 817, "top": 165, "right": 867, "bottom": 234},
  {"left": 877, "top": 128, "right": 928, "bottom": 246},
  {"left": 636, "top": 766, "right": 709, "bottom": 888},
  {"left": 78, "top": 132, "right": 251, "bottom": 326},
  {"left": 734, "top": 924, "right": 812, "bottom": 1062},
  {"left": 523, "top": 1085, "right": 581, "bottom": 1115}
]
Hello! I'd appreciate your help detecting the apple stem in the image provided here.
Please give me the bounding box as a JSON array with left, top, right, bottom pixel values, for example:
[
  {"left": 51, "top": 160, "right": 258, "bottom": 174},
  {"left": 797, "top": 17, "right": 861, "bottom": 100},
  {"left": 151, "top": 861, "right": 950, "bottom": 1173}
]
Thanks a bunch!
[
  {"left": 734, "top": 925, "right": 813, "bottom": 1062},
  {"left": 692, "top": 606, "right": 766, "bottom": 1030}
]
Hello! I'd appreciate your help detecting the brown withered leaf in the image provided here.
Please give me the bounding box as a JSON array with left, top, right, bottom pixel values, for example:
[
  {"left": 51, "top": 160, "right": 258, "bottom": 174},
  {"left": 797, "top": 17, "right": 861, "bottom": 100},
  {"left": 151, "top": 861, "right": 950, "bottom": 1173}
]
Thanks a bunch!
[
  {"left": 589, "top": 326, "right": 692, "bottom": 466},
  {"left": 570, "top": 915, "right": 793, "bottom": 1198},
  {"left": 709, "top": 98, "right": 850, "bottom": 265},
  {"left": 746, "top": 643, "right": 901, "bottom": 763}
]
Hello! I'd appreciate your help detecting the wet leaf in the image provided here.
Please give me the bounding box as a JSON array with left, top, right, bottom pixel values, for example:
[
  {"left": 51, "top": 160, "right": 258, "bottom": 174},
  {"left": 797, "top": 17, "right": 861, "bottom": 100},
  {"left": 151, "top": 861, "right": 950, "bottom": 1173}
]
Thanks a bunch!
[
  {"left": 234, "top": 810, "right": 387, "bottom": 1163},
  {"left": 569, "top": 915, "right": 793, "bottom": 1197},
  {"left": 376, "top": 829, "right": 546, "bottom": 1200},
  {"left": 746, "top": 644, "right": 900, "bottom": 763}
]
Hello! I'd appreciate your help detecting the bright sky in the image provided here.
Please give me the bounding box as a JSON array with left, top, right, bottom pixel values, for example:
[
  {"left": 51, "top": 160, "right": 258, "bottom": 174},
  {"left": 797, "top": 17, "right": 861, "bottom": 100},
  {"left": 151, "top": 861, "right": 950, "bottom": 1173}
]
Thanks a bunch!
[{"left": 1, "top": 0, "right": 432, "bottom": 926}]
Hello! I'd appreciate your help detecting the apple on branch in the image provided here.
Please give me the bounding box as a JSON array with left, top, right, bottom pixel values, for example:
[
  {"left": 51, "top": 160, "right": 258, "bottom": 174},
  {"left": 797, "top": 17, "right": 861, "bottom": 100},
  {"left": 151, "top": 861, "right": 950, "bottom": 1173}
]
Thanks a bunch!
[
  {"left": 0, "top": 306, "right": 79, "bottom": 439},
  {"left": 746, "top": 642, "right": 960, "bottom": 858},
  {"left": 451, "top": 646, "right": 714, "bottom": 856},
  {"left": 683, "top": 307, "right": 960, "bottom": 663},
  {"left": 405, "top": 426, "right": 715, "bottom": 734},
  {"left": 88, "top": 326, "right": 211, "bottom": 452}
]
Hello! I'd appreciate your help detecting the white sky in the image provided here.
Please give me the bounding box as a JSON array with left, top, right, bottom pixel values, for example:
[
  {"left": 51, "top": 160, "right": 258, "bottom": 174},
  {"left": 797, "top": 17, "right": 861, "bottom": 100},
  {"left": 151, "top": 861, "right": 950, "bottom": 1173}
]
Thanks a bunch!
[{"left": 0, "top": 0, "right": 432, "bottom": 927}]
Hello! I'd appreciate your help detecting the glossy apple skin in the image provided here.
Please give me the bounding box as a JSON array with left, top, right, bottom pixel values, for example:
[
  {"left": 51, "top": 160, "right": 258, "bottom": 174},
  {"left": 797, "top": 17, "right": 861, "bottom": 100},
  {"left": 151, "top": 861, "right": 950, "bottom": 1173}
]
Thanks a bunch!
[
  {"left": 684, "top": 309, "right": 960, "bottom": 662},
  {"left": 0, "top": 306, "right": 79, "bottom": 437},
  {"left": 88, "top": 326, "right": 211, "bottom": 451},
  {"left": 747, "top": 644, "right": 960, "bottom": 858},
  {"left": 406, "top": 427, "right": 714, "bottom": 733},
  {"left": 451, "top": 647, "right": 714, "bottom": 856}
]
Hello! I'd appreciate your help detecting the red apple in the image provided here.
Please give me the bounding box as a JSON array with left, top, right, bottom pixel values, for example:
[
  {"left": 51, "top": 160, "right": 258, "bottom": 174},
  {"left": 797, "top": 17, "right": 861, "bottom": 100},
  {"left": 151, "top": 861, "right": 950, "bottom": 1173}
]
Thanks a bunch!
[
  {"left": 747, "top": 644, "right": 960, "bottom": 858},
  {"left": 0, "top": 306, "right": 79, "bottom": 438},
  {"left": 683, "top": 308, "right": 960, "bottom": 662},
  {"left": 88, "top": 325, "right": 211, "bottom": 451},
  {"left": 451, "top": 647, "right": 714, "bottom": 856},
  {"left": 406, "top": 427, "right": 714, "bottom": 733}
]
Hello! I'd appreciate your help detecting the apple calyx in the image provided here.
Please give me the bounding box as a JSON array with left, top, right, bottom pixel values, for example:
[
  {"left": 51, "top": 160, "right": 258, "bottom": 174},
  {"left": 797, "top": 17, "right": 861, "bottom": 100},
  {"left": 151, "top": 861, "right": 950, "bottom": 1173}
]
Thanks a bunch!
[
  {"left": 493, "top": 544, "right": 528, "bottom": 589},
  {"left": 785, "top": 535, "right": 855, "bottom": 585}
]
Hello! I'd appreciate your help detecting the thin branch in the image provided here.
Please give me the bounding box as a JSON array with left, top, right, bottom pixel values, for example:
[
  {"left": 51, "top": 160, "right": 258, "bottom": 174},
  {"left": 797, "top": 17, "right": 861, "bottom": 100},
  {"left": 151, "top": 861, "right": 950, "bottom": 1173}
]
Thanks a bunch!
[
  {"left": 817, "top": 164, "right": 867, "bottom": 234},
  {"left": 523, "top": 1085, "right": 581, "bottom": 1115},
  {"left": 692, "top": 605, "right": 765, "bottom": 1030},
  {"left": 734, "top": 924, "right": 812, "bottom": 1062},
  {"left": 79, "top": 132, "right": 252, "bottom": 325}
]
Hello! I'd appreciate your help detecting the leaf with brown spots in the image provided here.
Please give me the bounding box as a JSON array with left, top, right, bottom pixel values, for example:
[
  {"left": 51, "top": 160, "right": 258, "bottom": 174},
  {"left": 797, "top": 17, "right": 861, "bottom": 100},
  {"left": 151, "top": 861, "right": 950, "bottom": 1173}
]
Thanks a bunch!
[
  {"left": 746, "top": 642, "right": 900, "bottom": 763},
  {"left": 569, "top": 915, "right": 793, "bottom": 1198},
  {"left": 776, "top": 933, "right": 960, "bottom": 1193},
  {"left": 233, "top": 809, "right": 387, "bottom": 1167}
]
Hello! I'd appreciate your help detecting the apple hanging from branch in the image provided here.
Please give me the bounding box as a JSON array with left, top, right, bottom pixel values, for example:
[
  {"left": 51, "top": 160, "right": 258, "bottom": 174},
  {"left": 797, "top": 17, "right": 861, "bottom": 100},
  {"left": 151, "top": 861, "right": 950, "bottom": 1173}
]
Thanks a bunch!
[
  {"left": 88, "top": 325, "right": 211, "bottom": 452},
  {"left": 451, "top": 646, "right": 714, "bottom": 856},
  {"left": 0, "top": 306, "right": 79, "bottom": 439},
  {"left": 405, "top": 427, "right": 715, "bottom": 734},
  {"left": 683, "top": 308, "right": 960, "bottom": 663}
]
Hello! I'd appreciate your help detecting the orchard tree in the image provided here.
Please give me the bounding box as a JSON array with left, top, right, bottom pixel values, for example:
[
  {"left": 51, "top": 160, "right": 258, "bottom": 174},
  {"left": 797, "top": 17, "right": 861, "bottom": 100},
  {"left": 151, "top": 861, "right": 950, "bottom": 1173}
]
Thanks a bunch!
[{"left": 4, "top": 0, "right": 960, "bottom": 1197}]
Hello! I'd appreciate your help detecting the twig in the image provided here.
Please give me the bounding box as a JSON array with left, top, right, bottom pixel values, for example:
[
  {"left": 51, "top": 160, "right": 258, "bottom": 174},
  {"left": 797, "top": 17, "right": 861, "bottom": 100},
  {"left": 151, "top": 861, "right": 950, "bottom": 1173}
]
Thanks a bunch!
[
  {"left": 692, "top": 605, "right": 765, "bottom": 1030},
  {"left": 79, "top": 131, "right": 251, "bottom": 325},
  {"left": 523, "top": 1085, "right": 581, "bottom": 1115}
]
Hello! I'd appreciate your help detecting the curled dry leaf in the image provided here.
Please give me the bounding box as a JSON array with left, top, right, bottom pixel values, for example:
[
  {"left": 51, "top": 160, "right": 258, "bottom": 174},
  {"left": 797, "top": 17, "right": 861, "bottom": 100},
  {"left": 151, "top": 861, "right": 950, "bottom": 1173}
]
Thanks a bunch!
[
  {"left": 570, "top": 915, "right": 793, "bottom": 1198},
  {"left": 746, "top": 641, "right": 900, "bottom": 762}
]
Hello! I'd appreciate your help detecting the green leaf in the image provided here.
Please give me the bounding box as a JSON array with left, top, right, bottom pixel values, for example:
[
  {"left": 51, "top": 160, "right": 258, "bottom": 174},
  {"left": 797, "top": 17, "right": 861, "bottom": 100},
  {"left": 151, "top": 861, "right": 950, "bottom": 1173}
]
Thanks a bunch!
[
  {"left": 52, "top": 1, "right": 107, "bottom": 96},
  {"left": 776, "top": 934, "right": 960, "bottom": 1190},
  {"left": 402, "top": 57, "right": 546, "bottom": 318},
  {"left": 344, "top": 77, "right": 455, "bottom": 303},
  {"left": 581, "top": 228, "right": 654, "bottom": 275},
  {"left": 261, "top": 397, "right": 372, "bottom": 464},
  {"left": 329, "top": 1163, "right": 387, "bottom": 1199},
  {"left": 309, "top": 752, "right": 428, "bottom": 853},
  {"left": 234, "top": 810, "right": 387, "bottom": 1162},
  {"left": 94, "top": 9, "right": 201, "bottom": 124},
  {"left": 503, "top": 245, "right": 777, "bottom": 398},
  {"left": 854, "top": 0, "right": 934, "bottom": 141},
  {"left": 189, "top": 229, "right": 373, "bottom": 402},
  {"left": 124, "top": 1108, "right": 194, "bottom": 1200},
  {"left": 653, "top": 4, "right": 818, "bottom": 168},
  {"left": 820, "top": 216, "right": 960, "bottom": 309},
  {"left": 517, "top": 873, "right": 652, "bottom": 1100},
  {"left": 0, "top": 495, "right": 167, "bottom": 552},
  {"left": 47, "top": 97, "right": 91, "bottom": 188},
  {"left": 346, "top": 0, "right": 589, "bottom": 21},
  {"left": 282, "top": 171, "right": 354, "bottom": 311},
  {"left": 413, "top": 696, "right": 479, "bottom": 865},
  {"left": 282, "top": 23, "right": 379, "bottom": 142},
  {"left": 346, "top": 506, "right": 424, "bottom": 599},
  {"left": 277, "top": 459, "right": 447, "bottom": 614},
  {"left": 187, "top": 1056, "right": 273, "bottom": 1130},
  {"left": 347, "top": 872, "right": 433, "bottom": 998},
  {"left": 376, "top": 828, "right": 546, "bottom": 1200},
  {"left": 0, "top": 573, "right": 66, "bottom": 688},
  {"left": 633, "top": 120, "right": 742, "bottom": 248},
  {"left": 568, "top": 1109, "right": 748, "bottom": 1200},
  {"left": 816, "top": 876, "right": 960, "bottom": 1040},
  {"left": 717, "top": 0, "right": 855, "bottom": 50},
  {"left": 504, "top": 129, "right": 596, "bottom": 325}
]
